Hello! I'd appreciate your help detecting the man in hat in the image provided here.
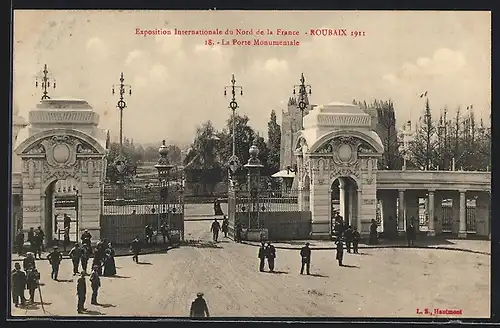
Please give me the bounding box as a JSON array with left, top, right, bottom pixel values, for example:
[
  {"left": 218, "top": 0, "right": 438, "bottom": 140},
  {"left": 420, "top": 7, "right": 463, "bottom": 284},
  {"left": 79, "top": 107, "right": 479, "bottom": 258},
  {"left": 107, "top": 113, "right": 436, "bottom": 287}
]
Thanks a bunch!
[
  {"left": 352, "top": 228, "right": 361, "bottom": 254},
  {"left": 11, "top": 262, "right": 27, "bottom": 307},
  {"left": 35, "top": 226, "right": 45, "bottom": 255},
  {"left": 258, "top": 242, "right": 267, "bottom": 272},
  {"left": 25, "top": 263, "right": 40, "bottom": 304},
  {"left": 131, "top": 236, "right": 141, "bottom": 263},
  {"left": 23, "top": 252, "right": 36, "bottom": 272},
  {"left": 27, "top": 227, "right": 37, "bottom": 257},
  {"left": 344, "top": 225, "right": 354, "bottom": 253},
  {"left": 81, "top": 229, "right": 92, "bottom": 246},
  {"left": 47, "top": 246, "right": 63, "bottom": 281},
  {"left": 76, "top": 271, "right": 87, "bottom": 313},
  {"left": 15, "top": 228, "right": 24, "bottom": 256},
  {"left": 266, "top": 242, "right": 276, "bottom": 272},
  {"left": 190, "top": 292, "right": 210, "bottom": 317},
  {"left": 90, "top": 265, "right": 101, "bottom": 305},
  {"left": 336, "top": 238, "right": 345, "bottom": 266},
  {"left": 210, "top": 219, "right": 221, "bottom": 243},
  {"left": 300, "top": 242, "right": 311, "bottom": 275},
  {"left": 69, "top": 243, "right": 82, "bottom": 275}
]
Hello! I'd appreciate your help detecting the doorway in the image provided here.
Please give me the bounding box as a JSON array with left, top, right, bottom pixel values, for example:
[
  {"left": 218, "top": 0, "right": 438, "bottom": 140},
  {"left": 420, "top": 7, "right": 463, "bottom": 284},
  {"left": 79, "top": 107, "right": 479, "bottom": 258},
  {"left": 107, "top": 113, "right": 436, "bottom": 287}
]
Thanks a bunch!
[{"left": 330, "top": 176, "right": 358, "bottom": 230}]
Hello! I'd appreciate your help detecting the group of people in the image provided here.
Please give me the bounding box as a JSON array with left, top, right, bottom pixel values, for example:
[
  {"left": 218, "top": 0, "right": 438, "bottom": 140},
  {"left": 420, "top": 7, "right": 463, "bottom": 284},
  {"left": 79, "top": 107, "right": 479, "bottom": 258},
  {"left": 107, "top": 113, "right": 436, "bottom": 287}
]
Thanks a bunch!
[
  {"left": 11, "top": 262, "right": 41, "bottom": 307},
  {"left": 257, "top": 242, "right": 277, "bottom": 272},
  {"left": 15, "top": 226, "right": 45, "bottom": 258},
  {"left": 209, "top": 217, "right": 229, "bottom": 242}
]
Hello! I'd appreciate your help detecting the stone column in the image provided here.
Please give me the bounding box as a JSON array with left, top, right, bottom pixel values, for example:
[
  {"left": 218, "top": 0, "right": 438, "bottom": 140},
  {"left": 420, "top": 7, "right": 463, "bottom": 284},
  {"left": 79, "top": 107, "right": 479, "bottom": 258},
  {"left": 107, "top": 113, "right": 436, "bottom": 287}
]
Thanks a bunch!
[
  {"left": 339, "top": 178, "right": 346, "bottom": 219},
  {"left": 398, "top": 189, "right": 405, "bottom": 234},
  {"left": 356, "top": 189, "right": 362, "bottom": 231},
  {"left": 427, "top": 190, "right": 435, "bottom": 236},
  {"left": 458, "top": 190, "right": 467, "bottom": 239},
  {"left": 348, "top": 186, "right": 354, "bottom": 226}
]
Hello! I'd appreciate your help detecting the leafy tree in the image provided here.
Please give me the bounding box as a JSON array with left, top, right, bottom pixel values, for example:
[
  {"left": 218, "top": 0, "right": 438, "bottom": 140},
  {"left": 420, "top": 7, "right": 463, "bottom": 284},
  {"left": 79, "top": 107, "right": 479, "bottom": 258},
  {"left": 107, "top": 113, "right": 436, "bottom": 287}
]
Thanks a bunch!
[
  {"left": 267, "top": 110, "right": 281, "bottom": 174},
  {"left": 407, "top": 98, "right": 439, "bottom": 170}
]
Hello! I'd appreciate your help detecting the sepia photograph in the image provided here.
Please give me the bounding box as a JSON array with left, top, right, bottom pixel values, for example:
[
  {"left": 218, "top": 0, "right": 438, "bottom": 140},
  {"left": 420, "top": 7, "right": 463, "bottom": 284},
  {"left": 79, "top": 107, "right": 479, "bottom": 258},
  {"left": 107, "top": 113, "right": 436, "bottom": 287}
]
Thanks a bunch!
[{"left": 10, "top": 10, "right": 491, "bottom": 319}]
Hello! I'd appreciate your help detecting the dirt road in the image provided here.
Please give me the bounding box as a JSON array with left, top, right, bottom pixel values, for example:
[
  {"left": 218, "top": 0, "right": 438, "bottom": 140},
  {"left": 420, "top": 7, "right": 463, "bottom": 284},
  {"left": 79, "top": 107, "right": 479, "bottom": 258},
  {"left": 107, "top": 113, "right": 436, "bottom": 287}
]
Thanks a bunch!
[{"left": 11, "top": 220, "right": 490, "bottom": 318}]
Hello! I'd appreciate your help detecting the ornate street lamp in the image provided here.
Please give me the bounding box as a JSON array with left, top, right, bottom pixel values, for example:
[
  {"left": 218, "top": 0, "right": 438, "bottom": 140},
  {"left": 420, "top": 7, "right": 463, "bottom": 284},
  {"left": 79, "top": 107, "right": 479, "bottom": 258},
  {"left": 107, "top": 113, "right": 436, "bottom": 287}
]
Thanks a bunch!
[
  {"left": 244, "top": 141, "right": 264, "bottom": 230},
  {"left": 293, "top": 73, "right": 312, "bottom": 130},
  {"left": 35, "top": 64, "right": 56, "bottom": 101},
  {"left": 155, "top": 140, "right": 175, "bottom": 238},
  {"left": 224, "top": 74, "right": 243, "bottom": 180}
]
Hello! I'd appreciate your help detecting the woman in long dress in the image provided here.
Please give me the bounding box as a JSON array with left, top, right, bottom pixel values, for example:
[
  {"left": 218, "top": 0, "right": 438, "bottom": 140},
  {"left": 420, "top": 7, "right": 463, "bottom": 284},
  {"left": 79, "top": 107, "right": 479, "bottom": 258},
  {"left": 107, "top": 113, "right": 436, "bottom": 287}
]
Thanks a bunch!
[{"left": 103, "top": 246, "right": 116, "bottom": 276}]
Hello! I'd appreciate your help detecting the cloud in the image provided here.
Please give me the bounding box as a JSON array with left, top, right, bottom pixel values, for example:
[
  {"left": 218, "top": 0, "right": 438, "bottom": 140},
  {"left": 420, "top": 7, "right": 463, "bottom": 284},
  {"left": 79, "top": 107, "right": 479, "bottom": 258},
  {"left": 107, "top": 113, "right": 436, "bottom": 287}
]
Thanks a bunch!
[
  {"left": 384, "top": 48, "right": 467, "bottom": 85},
  {"left": 149, "top": 64, "right": 168, "bottom": 82},
  {"left": 85, "top": 37, "right": 108, "bottom": 61},
  {"left": 155, "top": 32, "right": 182, "bottom": 54},
  {"left": 125, "top": 50, "right": 144, "bottom": 65},
  {"left": 263, "top": 58, "right": 288, "bottom": 73}
]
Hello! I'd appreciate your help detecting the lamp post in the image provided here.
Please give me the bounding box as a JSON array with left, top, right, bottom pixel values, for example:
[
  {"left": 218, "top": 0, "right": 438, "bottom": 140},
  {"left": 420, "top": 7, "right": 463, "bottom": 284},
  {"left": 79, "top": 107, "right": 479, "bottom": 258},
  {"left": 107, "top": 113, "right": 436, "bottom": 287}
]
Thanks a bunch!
[
  {"left": 224, "top": 74, "right": 243, "bottom": 178},
  {"left": 244, "top": 141, "right": 264, "bottom": 230},
  {"left": 111, "top": 73, "right": 132, "bottom": 203},
  {"left": 293, "top": 73, "right": 312, "bottom": 130},
  {"left": 35, "top": 64, "right": 56, "bottom": 101},
  {"left": 155, "top": 140, "right": 174, "bottom": 240}
]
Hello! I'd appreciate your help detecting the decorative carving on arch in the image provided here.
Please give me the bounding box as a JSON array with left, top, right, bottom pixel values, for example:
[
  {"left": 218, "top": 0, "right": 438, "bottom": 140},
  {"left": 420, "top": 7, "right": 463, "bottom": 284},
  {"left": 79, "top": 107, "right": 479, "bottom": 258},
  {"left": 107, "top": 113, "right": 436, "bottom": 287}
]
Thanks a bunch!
[
  {"left": 25, "top": 143, "right": 46, "bottom": 155},
  {"left": 358, "top": 140, "right": 377, "bottom": 154},
  {"left": 329, "top": 162, "right": 361, "bottom": 180},
  {"left": 331, "top": 136, "right": 360, "bottom": 166},
  {"left": 317, "top": 142, "right": 333, "bottom": 154},
  {"left": 77, "top": 142, "right": 98, "bottom": 154}
]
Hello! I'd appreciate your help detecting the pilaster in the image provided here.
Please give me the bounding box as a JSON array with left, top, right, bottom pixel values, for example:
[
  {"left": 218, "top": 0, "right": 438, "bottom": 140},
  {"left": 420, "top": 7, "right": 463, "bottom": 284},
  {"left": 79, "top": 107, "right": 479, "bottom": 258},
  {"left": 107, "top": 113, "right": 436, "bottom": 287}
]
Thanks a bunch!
[
  {"left": 427, "top": 189, "right": 436, "bottom": 236},
  {"left": 458, "top": 190, "right": 467, "bottom": 239}
]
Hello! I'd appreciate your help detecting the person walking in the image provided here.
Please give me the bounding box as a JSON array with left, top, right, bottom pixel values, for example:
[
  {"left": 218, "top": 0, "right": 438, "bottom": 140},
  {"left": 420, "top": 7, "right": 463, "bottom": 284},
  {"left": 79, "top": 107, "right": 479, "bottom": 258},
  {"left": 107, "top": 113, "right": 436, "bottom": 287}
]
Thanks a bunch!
[
  {"left": 352, "top": 228, "right": 361, "bottom": 254},
  {"left": 266, "top": 242, "right": 276, "bottom": 272},
  {"left": 336, "top": 239, "right": 344, "bottom": 266},
  {"left": 80, "top": 244, "right": 90, "bottom": 274},
  {"left": 35, "top": 226, "right": 45, "bottom": 255},
  {"left": 407, "top": 221, "right": 416, "bottom": 247},
  {"left": 81, "top": 229, "right": 92, "bottom": 246},
  {"left": 258, "top": 242, "right": 267, "bottom": 272},
  {"left": 90, "top": 265, "right": 101, "bottom": 305},
  {"left": 131, "top": 236, "right": 141, "bottom": 263},
  {"left": 23, "top": 252, "right": 36, "bottom": 272},
  {"left": 69, "top": 243, "right": 82, "bottom": 275},
  {"left": 300, "top": 243, "right": 311, "bottom": 275},
  {"left": 235, "top": 222, "right": 242, "bottom": 243},
  {"left": 344, "top": 225, "right": 354, "bottom": 253},
  {"left": 210, "top": 219, "right": 221, "bottom": 243},
  {"left": 25, "top": 264, "right": 40, "bottom": 304},
  {"left": 47, "top": 246, "right": 63, "bottom": 281},
  {"left": 76, "top": 271, "right": 87, "bottom": 313},
  {"left": 15, "top": 229, "right": 24, "bottom": 256},
  {"left": 190, "top": 292, "right": 210, "bottom": 318},
  {"left": 11, "top": 262, "right": 27, "bottom": 307},
  {"left": 369, "top": 219, "right": 379, "bottom": 245},
  {"left": 27, "top": 227, "right": 37, "bottom": 257},
  {"left": 222, "top": 216, "right": 229, "bottom": 238}
]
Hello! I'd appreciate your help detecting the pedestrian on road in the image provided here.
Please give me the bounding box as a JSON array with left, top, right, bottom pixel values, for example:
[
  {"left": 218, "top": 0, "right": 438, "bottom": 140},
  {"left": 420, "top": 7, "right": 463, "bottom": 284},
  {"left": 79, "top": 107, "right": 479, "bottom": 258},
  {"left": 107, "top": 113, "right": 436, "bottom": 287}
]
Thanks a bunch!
[
  {"left": 210, "top": 219, "right": 221, "bottom": 243},
  {"left": 27, "top": 227, "right": 37, "bottom": 257},
  {"left": 81, "top": 244, "right": 90, "bottom": 274},
  {"left": 144, "top": 225, "right": 153, "bottom": 245},
  {"left": 352, "top": 228, "right": 360, "bottom": 254},
  {"left": 15, "top": 229, "right": 24, "bottom": 256},
  {"left": 11, "top": 262, "right": 27, "bottom": 307},
  {"left": 258, "top": 242, "right": 267, "bottom": 272},
  {"left": 369, "top": 219, "right": 379, "bottom": 245},
  {"left": 190, "top": 292, "right": 210, "bottom": 318},
  {"left": 69, "top": 243, "right": 82, "bottom": 275},
  {"left": 90, "top": 265, "right": 101, "bottom": 305},
  {"left": 160, "top": 222, "right": 168, "bottom": 244},
  {"left": 300, "top": 243, "right": 311, "bottom": 275},
  {"left": 76, "top": 271, "right": 87, "bottom": 313},
  {"left": 222, "top": 216, "right": 229, "bottom": 238},
  {"left": 23, "top": 252, "right": 36, "bottom": 272},
  {"left": 63, "top": 227, "right": 71, "bottom": 252},
  {"left": 47, "top": 246, "right": 63, "bottom": 281},
  {"left": 266, "top": 242, "right": 276, "bottom": 272},
  {"left": 131, "top": 236, "right": 141, "bottom": 263},
  {"left": 336, "top": 239, "right": 344, "bottom": 266},
  {"left": 344, "top": 226, "right": 353, "bottom": 253},
  {"left": 81, "top": 229, "right": 92, "bottom": 246},
  {"left": 235, "top": 222, "right": 242, "bottom": 243},
  {"left": 25, "top": 263, "right": 40, "bottom": 304},
  {"left": 406, "top": 222, "right": 416, "bottom": 247},
  {"left": 35, "top": 226, "right": 45, "bottom": 255}
]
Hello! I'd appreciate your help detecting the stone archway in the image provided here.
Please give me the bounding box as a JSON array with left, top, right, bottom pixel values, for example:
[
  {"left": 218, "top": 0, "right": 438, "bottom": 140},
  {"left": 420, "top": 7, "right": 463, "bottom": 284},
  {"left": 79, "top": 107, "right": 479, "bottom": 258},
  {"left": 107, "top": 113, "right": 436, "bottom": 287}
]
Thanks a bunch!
[
  {"left": 330, "top": 176, "right": 359, "bottom": 229},
  {"left": 15, "top": 128, "right": 106, "bottom": 245}
]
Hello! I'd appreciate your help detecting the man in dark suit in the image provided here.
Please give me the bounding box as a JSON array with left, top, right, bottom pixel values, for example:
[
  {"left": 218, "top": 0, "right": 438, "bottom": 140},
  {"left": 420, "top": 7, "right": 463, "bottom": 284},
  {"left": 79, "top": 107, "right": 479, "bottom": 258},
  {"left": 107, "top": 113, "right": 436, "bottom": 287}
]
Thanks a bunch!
[
  {"left": 300, "top": 243, "right": 311, "bottom": 275},
  {"left": 258, "top": 242, "right": 267, "bottom": 272}
]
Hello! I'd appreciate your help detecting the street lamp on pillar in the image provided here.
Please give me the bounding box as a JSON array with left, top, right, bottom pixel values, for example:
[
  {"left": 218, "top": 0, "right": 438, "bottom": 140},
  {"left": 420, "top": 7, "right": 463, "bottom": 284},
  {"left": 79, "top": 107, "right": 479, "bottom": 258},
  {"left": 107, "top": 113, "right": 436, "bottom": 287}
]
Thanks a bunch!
[
  {"left": 293, "top": 73, "right": 312, "bottom": 130},
  {"left": 112, "top": 72, "right": 132, "bottom": 156},
  {"left": 35, "top": 64, "right": 56, "bottom": 101},
  {"left": 155, "top": 140, "right": 175, "bottom": 238},
  {"left": 224, "top": 74, "right": 244, "bottom": 180},
  {"left": 244, "top": 141, "right": 264, "bottom": 230}
]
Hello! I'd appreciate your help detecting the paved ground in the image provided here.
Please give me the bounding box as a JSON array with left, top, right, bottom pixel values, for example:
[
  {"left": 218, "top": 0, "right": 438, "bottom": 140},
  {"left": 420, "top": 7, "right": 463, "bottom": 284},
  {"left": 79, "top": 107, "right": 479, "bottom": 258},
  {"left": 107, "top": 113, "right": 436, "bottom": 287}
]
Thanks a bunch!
[{"left": 11, "top": 220, "right": 490, "bottom": 318}]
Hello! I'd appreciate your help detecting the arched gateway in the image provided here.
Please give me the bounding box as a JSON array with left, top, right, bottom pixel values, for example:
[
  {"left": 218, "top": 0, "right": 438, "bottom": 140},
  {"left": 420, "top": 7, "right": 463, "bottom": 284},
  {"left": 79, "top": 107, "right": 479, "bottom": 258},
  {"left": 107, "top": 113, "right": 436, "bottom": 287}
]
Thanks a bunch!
[
  {"left": 13, "top": 99, "right": 107, "bottom": 244},
  {"left": 294, "top": 102, "right": 384, "bottom": 238}
]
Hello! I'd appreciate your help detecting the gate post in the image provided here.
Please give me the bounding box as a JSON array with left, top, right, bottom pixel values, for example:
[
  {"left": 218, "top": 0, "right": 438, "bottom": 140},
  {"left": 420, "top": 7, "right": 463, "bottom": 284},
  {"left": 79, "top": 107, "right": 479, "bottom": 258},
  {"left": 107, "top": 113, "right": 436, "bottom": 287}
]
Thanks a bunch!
[
  {"left": 244, "top": 141, "right": 264, "bottom": 240},
  {"left": 154, "top": 140, "right": 175, "bottom": 242}
]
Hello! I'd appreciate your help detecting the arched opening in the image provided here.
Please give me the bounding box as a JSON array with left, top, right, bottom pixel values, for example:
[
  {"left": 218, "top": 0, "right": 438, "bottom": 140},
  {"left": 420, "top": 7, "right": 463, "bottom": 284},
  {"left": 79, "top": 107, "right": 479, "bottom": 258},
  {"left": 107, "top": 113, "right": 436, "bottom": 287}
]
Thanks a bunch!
[
  {"left": 330, "top": 176, "right": 358, "bottom": 233},
  {"left": 44, "top": 178, "right": 81, "bottom": 247}
]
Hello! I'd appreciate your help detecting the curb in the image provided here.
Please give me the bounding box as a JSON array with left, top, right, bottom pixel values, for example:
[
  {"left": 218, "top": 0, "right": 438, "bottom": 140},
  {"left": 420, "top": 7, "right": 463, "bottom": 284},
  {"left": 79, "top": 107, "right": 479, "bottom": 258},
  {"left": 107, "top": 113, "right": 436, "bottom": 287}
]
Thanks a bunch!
[
  {"left": 11, "top": 245, "right": 179, "bottom": 262},
  {"left": 238, "top": 241, "right": 490, "bottom": 255}
]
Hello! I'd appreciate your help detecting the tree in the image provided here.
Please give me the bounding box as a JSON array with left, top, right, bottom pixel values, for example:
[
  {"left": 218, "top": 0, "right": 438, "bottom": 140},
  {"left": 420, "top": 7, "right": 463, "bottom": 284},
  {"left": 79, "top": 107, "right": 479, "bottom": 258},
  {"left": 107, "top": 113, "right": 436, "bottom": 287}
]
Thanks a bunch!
[
  {"left": 267, "top": 110, "right": 281, "bottom": 173},
  {"left": 354, "top": 99, "right": 403, "bottom": 169},
  {"left": 408, "top": 98, "right": 439, "bottom": 170}
]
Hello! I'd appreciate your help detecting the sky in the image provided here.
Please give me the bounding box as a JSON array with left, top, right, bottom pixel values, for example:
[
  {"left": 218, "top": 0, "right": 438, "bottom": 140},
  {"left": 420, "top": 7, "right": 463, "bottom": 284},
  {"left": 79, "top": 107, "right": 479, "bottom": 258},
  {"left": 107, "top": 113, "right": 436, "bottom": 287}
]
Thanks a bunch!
[{"left": 13, "top": 10, "right": 491, "bottom": 146}]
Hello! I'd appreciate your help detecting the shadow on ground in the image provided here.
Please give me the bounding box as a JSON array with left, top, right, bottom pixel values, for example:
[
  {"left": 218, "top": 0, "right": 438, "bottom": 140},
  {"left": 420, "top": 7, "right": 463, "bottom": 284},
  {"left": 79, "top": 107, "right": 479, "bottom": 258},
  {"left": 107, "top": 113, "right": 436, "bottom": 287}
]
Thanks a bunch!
[{"left": 182, "top": 240, "right": 224, "bottom": 249}]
